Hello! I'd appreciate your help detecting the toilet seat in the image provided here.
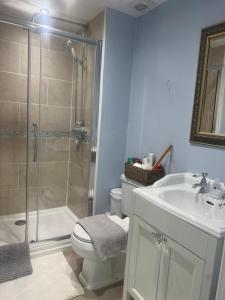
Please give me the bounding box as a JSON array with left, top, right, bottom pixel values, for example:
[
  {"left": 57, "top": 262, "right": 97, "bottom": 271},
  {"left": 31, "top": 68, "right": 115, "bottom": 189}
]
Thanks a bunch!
[{"left": 73, "top": 224, "right": 92, "bottom": 243}]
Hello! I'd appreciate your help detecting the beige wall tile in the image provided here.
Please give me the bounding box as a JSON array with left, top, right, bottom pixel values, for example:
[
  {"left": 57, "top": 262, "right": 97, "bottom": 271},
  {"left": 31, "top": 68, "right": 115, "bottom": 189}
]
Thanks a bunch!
[
  {"left": 19, "top": 162, "right": 68, "bottom": 188},
  {"left": 68, "top": 161, "right": 89, "bottom": 217},
  {"left": 0, "top": 102, "right": 19, "bottom": 129},
  {"left": 0, "top": 72, "right": 27, "bottom": 102},
  {"left": 71, "top": 106, "right": 92, "bottom": 127},
  {"left": 68, "top": 184, "right": 87, "bottom": 204},
  {"left": 0, "top": 163, "right": 18, "bottom": 189},
  {"left": 41, "top": 105, "right": 71, "bottom": 131},
  {"left": 0, "top": 188, "right": 26, "bottom": 216},
  {"left": 18, "top": 138, "right": 47, "bottom": 186},
  {"left": 88, "top": 11, "right": 105, "bottom": 40},
  {"left": 38, "top": 185, "right": 67, "bottom": 209},
  {"left": 85, "top": 53, "right": 95, "bottom": 109},
  {"left": 31, "top": 76, "right": 47, "bottom": 104},
  {"left": 29, "top": 137, "right": 46, "bottom": 163},
  {"left": 43, "top": 49, "right": 72, "bottom": 80},
  {"left": 31, "top": 32, "right": 49, "bottom": 49},
  {"left": 0, "top": 23, "right": 28, "bottom": 44},
  {"left": 0, "top": 137, "right": 26, "bottom": 163},
  {"left": 71, "top": 73, "right": 82, "bottom": 108},
  {"left": 19, "top": 163, "right": 38, "bottom": 188},
  {"left": 39, "top": 162, "right": 68, "bottom": 186},
  {"left": 20, "top": 45, "right": 40, "bottom": 76},
  {"left": 20, "top": 103, "right": 38, "bottom": 130},
  {"left": 84, "top": 107, "right": 92, "bottom": 126},
  {"left": 46, "top": 137, "right": 69, "bottom": 162},
  {"left": 0, "top": 40, "right": 20, "bottom": 72},
  {"left": 69, "top": 162, "right": 89, "bottom": 188},
  {"left": 70, "top": 142, "right": 90, "bottom": 165},
  {"left": 48, "top": 79, "right": 72, "bottom": 106},
  {"left": 0, "top": 137, "right": 45, "bottom": 183},
  {"left": 68, "top": 200, "right": 88, "bottom": 219}
]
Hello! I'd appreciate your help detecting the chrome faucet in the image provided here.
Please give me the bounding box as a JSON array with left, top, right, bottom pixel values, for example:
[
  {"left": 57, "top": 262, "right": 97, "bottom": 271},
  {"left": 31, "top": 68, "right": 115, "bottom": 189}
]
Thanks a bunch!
[{"left": 192, "top": 172, "right": 209, "bottom": 193}]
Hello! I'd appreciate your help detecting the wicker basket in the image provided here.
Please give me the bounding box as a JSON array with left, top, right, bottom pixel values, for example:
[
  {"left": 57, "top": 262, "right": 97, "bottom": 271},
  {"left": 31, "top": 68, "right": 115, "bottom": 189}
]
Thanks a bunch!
[{"left": 124, "top": 163, "right": 165, "bottom": 186}]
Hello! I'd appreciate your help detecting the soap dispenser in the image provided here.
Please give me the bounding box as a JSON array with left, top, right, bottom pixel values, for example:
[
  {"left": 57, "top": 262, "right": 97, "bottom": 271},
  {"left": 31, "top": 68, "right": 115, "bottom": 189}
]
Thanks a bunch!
[{"left": 210, "top": 179, "right": 222, "bottom": 199}]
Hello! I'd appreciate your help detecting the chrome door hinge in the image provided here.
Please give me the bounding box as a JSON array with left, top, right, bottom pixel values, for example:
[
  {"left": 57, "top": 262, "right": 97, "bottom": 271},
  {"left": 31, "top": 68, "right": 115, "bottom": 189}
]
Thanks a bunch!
[
  {"left": 88, "top": 189, "right": 94, "bottom": 216},
  {"left": 90, "top": 146, "right": 96, "bottom": 163}
]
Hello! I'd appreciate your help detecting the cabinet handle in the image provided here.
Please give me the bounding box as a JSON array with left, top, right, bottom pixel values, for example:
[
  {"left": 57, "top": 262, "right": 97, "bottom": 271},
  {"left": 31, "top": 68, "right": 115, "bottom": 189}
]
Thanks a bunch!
[
  {"left": 162, "top": 236, "right": 167, "bottom": 243},
  {"left": 152, "top": 232, "right": 162, "bottom": 243},
  {"left": 157, "top": 243, "right": 171, "bottom": 300}
]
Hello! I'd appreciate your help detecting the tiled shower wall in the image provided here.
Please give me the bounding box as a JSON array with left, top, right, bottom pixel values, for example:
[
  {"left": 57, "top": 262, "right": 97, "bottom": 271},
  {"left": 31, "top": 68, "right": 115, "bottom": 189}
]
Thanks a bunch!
[{"left": 0, "top": 23, "right": 73, "bottom": 215}]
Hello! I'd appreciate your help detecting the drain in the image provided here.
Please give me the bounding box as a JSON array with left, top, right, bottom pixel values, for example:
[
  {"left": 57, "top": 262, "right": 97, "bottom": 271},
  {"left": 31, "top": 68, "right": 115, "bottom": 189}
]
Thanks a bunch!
[{"left": 15, "top": 220, "right": 26, "bottom": 226}]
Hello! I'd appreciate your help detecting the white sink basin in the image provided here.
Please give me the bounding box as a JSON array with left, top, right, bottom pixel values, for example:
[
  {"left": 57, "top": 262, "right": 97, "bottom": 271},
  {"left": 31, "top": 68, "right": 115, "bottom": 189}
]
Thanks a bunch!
[
  {"left": 158, "top": 189, "right": 198, "bottom": 206},
  {"left": 134, "top": 173, "right": 225, "bottom": 237}
]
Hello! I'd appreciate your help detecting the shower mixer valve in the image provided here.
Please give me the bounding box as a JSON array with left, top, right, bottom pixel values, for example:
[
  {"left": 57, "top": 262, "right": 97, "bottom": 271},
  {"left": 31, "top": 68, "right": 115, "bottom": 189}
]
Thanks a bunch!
[{"left": 72, "top": 125, "right": 89, "bottom": 145}]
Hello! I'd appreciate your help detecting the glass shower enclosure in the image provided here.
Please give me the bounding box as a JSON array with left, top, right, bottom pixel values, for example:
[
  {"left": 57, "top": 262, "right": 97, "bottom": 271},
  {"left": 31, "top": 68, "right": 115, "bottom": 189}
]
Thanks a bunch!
[{"left": 0, "top": 15, "right": 101, "bottom": 247}]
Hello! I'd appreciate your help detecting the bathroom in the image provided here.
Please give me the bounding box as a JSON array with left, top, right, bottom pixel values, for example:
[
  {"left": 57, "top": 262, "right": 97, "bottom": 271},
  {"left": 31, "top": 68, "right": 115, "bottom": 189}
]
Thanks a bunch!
[{"left": 1, "top": 0, "right": 225, "bottom": 299}]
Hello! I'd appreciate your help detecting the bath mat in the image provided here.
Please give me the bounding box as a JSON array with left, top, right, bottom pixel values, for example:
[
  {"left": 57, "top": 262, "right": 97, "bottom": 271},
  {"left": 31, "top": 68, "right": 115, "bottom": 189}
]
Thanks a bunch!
[
  {"left": 0, "top": 242, "right": 33, "bottom": 283},
  {"left": 0, "top": 251, "right": 84, "bottom": 300}
]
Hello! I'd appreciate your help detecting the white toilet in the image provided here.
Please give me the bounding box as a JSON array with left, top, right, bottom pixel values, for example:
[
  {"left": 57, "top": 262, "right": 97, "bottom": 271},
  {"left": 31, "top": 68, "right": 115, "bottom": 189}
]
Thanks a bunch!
[{"left": 71, "top": 175, "right": 141, "bottom": 290}]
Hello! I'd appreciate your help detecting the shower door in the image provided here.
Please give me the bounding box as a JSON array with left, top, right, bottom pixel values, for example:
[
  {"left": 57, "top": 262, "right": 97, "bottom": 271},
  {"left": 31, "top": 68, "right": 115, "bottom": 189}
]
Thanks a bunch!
[
  {"left": 0, "top": 22, "right": 29, "bottom": 245},
  {"left": 28, "top": 31, "right": 99, "bottom": 243},
  {"left": 0, "top": 16, "right": 101, "bottom": 246}
]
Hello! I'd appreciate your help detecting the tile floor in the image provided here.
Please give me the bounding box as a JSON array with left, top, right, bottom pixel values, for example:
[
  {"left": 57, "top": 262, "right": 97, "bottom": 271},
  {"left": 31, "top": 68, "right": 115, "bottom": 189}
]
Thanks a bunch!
[{"left": 63, "top": 248, "right": 123, "bottom": 300}]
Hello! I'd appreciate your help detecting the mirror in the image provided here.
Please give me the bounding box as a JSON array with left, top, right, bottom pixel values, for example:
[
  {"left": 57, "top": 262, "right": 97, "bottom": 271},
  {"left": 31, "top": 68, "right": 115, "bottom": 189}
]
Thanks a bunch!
[{"left": 191, "top": 22, "right": 225, "bottom": 147}]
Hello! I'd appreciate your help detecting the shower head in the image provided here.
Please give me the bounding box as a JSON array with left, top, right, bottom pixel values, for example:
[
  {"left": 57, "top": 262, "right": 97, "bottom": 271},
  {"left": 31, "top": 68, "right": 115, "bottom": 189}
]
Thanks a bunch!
[{"left": 67, "top": 40, "right": 76, "bottom": 58}]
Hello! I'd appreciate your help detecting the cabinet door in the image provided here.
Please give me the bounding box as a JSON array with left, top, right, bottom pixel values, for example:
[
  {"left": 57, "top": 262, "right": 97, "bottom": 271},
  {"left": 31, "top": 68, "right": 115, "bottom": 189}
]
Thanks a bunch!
[
  {"left": 158, "top": 237, "right": 205, "bottom": 300},
  {"left": 128, "top": 216, "right": 162, "bottom": 300}
]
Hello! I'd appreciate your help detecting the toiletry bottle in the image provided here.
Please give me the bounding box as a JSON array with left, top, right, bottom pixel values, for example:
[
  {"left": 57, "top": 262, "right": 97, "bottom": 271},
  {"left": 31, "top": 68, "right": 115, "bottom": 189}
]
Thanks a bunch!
[
  {"left": 147, "top": 153, "right": 154, "bottom": 169},
  {"left": 210, "top": 179, "right": 222, "bottom": 199}
]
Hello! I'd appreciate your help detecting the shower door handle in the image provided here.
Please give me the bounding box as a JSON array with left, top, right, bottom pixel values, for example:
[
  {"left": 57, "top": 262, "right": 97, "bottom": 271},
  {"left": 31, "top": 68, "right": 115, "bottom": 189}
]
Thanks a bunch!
[{"left": 32, "top": 123, "right": 38, "bottom": 162}]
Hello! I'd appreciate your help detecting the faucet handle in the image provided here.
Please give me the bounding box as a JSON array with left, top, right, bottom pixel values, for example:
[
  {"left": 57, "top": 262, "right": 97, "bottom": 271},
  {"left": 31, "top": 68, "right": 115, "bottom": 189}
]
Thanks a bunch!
[{"left": 202, "top": 172, "right": 208, "bottom": 178}]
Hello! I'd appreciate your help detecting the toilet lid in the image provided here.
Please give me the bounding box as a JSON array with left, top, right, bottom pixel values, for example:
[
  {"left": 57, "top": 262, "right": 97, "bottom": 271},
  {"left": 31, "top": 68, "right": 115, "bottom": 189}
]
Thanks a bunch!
[{"left": 73, "top": 223, "right": 92, "bottom": 243}]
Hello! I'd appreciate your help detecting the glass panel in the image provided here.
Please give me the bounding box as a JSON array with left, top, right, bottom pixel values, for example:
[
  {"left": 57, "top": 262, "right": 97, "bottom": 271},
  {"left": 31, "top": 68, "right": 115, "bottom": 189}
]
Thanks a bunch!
[
  {"left": 35, "top": 34, "right": 97, "bottom": 241},
  {"left": 68, "top": 43, "right": 97, "bottom": 219},
  {"left": 27, "top": 29, "right": 41, "bottom": 243},
  {"left": 0, "top": 22, "right": 29, "bottom": 245}
]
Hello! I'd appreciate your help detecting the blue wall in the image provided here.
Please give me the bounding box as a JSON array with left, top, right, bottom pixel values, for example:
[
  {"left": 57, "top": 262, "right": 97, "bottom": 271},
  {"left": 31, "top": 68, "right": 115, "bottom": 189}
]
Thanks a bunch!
[
  {"left": 95, "top": 8, "right": 136, "bottom": 214},
  {"left": 126, "top": 0, "right": 225, "bottom": 181}
]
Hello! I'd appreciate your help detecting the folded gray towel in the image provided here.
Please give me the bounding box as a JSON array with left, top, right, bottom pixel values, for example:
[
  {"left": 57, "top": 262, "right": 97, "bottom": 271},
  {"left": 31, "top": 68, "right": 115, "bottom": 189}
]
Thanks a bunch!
[{"left": 78, "top": 214, "right": 127, "bottom": 260}]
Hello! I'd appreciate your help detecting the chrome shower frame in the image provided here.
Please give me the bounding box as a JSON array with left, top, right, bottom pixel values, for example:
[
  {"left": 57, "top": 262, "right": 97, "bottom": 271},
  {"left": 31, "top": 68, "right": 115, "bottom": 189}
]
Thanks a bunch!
[{"left": 0, "top": 14, "right": 102, "bottom": 245}]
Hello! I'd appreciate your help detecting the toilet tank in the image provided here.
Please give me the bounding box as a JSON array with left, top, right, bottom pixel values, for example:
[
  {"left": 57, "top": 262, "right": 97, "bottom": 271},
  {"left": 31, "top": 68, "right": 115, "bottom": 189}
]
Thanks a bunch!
[{"left": 121, "top": 174, "right": 142, "bottom": 217}]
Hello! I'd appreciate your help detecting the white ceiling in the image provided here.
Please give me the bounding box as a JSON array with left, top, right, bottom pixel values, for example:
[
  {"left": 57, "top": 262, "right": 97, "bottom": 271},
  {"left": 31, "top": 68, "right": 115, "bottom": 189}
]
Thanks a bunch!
[{"left": 0, "top": 0, "right": 168, "bottom": 24}]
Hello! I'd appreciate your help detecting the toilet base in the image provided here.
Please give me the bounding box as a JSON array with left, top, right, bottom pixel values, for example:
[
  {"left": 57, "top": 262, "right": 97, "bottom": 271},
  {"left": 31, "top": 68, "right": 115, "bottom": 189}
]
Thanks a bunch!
[{"left": 79, "top": 253, "right": 126, "bottom": 290}]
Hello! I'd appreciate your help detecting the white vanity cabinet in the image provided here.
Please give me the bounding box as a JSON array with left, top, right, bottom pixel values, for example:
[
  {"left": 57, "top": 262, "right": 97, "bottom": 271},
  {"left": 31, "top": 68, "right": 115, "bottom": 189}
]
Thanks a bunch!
[
  {"left": 127, "top": 216, "right": 162, "bottom": 300},
  {"left": 126, "top": 215, "right": 204, "bottom": 300},
  {"left": 161, "top": 235, "right": 204, "bottom": 300},
  {"left": 123, "top": 190, "right": 224, "bottom": 300}
]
